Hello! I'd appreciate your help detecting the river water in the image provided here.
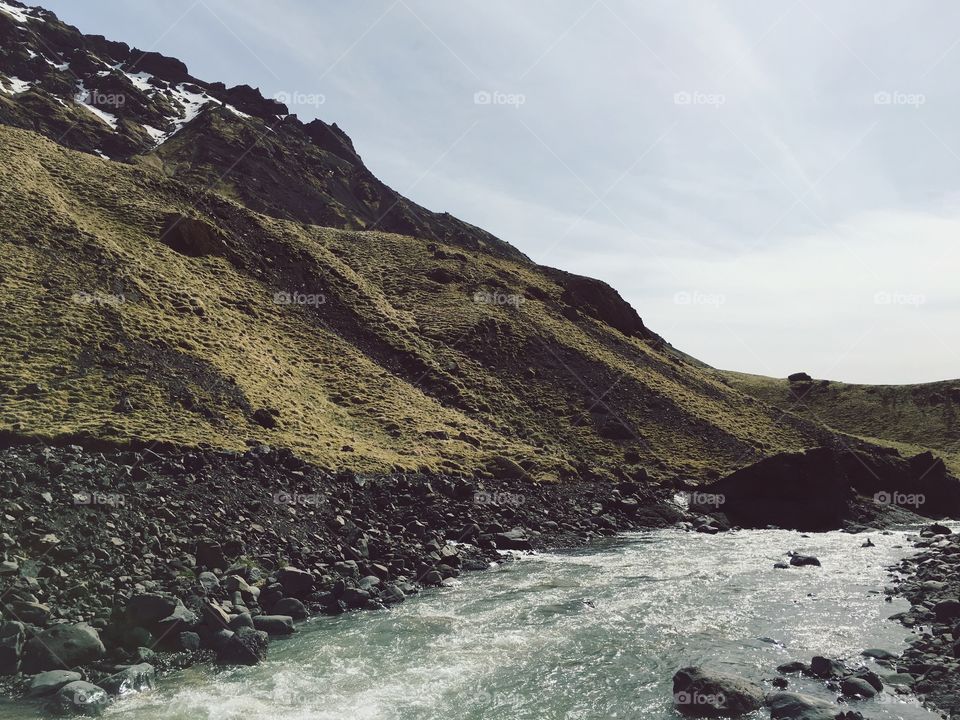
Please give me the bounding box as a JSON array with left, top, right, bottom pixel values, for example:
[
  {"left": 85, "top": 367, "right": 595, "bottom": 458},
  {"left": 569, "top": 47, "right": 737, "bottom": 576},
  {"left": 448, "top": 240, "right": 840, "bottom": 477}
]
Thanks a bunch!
[{"left": 1, "top": 527, "right": 944, "bottom": 719}]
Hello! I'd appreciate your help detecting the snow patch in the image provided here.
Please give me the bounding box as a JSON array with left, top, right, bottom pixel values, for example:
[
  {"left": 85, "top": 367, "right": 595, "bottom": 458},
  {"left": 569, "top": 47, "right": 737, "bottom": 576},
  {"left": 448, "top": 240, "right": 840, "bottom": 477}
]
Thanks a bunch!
[
  {"left": 0, "top": 75, "right": 32, "bottom": 94},
  {"left": 142, "top": 124, "right": 166, "bottom": 142},
  {"left": 74, "top": 87, "right": 119, "bottom": 129},
  {"left": 0, "top": 1, "right": 32, "bottom": 23},
  {"left": 125, "top": 72, "right": 155, "bottom": 92}
]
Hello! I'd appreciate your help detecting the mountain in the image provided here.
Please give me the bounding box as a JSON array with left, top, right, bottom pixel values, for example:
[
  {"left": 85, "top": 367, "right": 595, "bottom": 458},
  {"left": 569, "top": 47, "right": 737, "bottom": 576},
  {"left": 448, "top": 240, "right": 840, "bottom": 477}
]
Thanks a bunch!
[{"left": 0, "top": 0, "right": 946, "bottom": 490}]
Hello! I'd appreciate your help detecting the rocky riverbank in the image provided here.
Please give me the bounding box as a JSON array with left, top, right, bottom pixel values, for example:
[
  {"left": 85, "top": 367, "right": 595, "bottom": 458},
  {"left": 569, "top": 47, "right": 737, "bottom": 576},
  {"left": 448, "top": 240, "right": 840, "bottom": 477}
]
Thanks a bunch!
[
  {"left": 887, "top": 524, "right": 960, "bottom": 718},
  {"left": 0, "top": 439, "right": 685, "bottom": 715}
]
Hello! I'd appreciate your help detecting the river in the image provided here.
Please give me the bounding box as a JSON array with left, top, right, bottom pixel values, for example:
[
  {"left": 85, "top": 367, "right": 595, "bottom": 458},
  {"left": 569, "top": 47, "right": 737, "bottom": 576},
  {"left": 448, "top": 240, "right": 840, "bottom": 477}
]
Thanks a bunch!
[{"left": 1, "top": 527, "right": 943, "bottom": 719}]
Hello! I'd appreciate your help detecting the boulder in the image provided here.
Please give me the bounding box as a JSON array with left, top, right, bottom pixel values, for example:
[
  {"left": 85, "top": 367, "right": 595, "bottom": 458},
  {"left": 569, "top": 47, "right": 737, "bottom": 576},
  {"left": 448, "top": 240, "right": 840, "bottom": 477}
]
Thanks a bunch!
[
  {"left": 934, "top": 599, "right": 960, "bottom": 623},
  {"left": 271, "top": 598, "right": 308, "bottom": 620},
  {"left": 809, "top": 656, "right": 846, "bottom": 679},
  {"left": 50, "top": 680, "right": 110, "bottom": 716},
  {"left": 22, "top": 624, "right": 106, "bottom": 673},
  {"left": 125, "top": 593, "right": 179, "bottom": 625},
  {"left": 789, "top": 554, "right": 821, "bottom": 568},
  {"left": 788, "top": 373, "right": 813, "bottom": 383},
  {"left": 672, "top": 666, "right": 765, "bottom": 716},
  {"left": 216, "top": 626, "right": 268, "bottom": 666},
  {"left": 98, "top": 663, "right": 155, "bottom": 696},
  {"left": 766, "top": 691, "right": 839, "bottom": 720},
  {"left": 277, "top": 567, "right": 314, "bottom": 598},
  {"left": 493, "top": 527, "right": 533, "bottom": 550},
  {"left": 840, "top": 677, "right": 877, "bottom": 698},
  {"left": 252, "top": 615, "right": 295, "bottom": 636},
  {"left": 27, "top": 670, "right": 82, "bottom": 697},
  {"left": 0, "top": 620, "right": 25, "bottom": 675}
]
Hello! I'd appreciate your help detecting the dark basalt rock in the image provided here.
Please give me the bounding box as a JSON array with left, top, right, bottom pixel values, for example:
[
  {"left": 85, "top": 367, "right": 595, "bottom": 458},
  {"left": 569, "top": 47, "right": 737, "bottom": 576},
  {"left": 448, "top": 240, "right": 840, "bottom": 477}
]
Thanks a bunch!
[
  {"left": 159, "top": 214, "right": 227, "bottom": 258},
  {"left": 699, "top": 445, "right": 960, "bottom": 530},
  {"left": 554, "top": 271, "right": 652, "bottom": 338}
]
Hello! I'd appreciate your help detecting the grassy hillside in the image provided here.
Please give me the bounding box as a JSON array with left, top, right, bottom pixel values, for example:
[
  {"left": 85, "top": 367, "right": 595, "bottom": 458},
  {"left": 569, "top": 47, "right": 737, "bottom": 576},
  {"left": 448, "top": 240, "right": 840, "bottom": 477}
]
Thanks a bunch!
[
  {"left": 0, "top": 124, "right": 829, "bottom": 483},
  {"left": 721, "top": 371, "right": 960, "bottom": 474}
]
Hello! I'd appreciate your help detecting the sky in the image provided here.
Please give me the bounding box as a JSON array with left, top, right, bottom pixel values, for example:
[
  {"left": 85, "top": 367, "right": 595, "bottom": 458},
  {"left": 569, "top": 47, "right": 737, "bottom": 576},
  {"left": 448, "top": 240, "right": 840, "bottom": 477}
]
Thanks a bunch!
[{"left": 39, "top": 0, "right": 960, "bottom": 384}]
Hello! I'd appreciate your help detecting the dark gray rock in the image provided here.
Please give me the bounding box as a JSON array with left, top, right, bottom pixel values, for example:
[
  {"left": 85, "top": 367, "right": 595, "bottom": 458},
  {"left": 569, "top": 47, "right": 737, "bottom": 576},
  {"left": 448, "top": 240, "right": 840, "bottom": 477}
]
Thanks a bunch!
[
  {"left": 672, "top": 666, "right": 765, "bottom": 716},
  {"left": 217, "top": 626, "right": 268, "bottom": 666},
  {"left": 50, "top": 680, "right": 110, "bottom": 716},
  {"left": 27, "top": 670, "right": 82, "bottom": 697},
  {"left": 840, "top": 677, "right": 877, "bottom": 698},
  {"left": 809, "top": 656, "right": 845, "bottom": 679},
  {"left": 252, "top": 615, "right": 295, "bottom": 635},
  {"left": 125, "top": 594, "right": 179, "bottom": 625},
  {"left": 271, "top": 598, "right": 307, "bottom": 620},
  {"left": 789, "top": 554, "right": 821, "bottom": 568},
  {"left": 22, "top": 623, "right": 106, "bottom": 673},
  {"left": 0, "top": 620, "right": 25, "bottom": 675},
  {"left": 277, "top": 567, "right": 313, "bottom": 598},
  {"left": 98, "top": 663, "right": 155, "bottom": 696},
  {"left": 766, "top": 691, "right": 839, "bottom": 720}
]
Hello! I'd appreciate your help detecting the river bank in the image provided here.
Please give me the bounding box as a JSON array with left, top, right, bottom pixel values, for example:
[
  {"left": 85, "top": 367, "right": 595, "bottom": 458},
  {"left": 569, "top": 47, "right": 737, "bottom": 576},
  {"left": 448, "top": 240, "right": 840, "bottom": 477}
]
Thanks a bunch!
[
  {"left": 0, "top": 440, "right": 684, "bottom": 714},
  {"left": 888, "top": 525, "right": 960, "bottom": 718}
]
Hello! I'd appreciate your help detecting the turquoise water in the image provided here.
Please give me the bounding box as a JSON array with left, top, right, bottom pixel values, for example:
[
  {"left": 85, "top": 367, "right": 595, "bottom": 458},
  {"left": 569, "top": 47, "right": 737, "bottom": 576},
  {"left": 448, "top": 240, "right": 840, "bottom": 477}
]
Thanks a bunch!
[{"left": 1, "top": 528, "right": 942, "bottom": 719}]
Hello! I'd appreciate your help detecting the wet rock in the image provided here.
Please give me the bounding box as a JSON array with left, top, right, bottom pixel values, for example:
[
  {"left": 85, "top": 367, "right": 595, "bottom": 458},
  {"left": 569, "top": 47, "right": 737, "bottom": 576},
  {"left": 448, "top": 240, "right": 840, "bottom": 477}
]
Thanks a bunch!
[
  {"left": 808, "top": 656, "right": 845, "bottom": 679},
  {"left": 178, "top": 632, "right": 201, "bottom": 652},
  {"left": 493, "top": 527, "right": 533, "bottom": 550},
  {"left": 22, "top": 623, "right": 106, "bottom": 673},
  {"left": 861, "top": 648, "right": 897, "bottom": 662},
  {"left": 216, "top": 626, "right": 268, "bottom": 666},
  {"left": 50, "top": 680, "right": 110, "bottom": 716},
  {"left": 789, "top": 554, "right": 821, "bottom": 568},
  {"left": 98, "top": 663, "right": 155, "bottom": 696},
  {"left": 766, "top": 691, "right": 839, "bottom": 720},
  {"left": 840, "top": 677, "right": 877, "bottom": 699},
  {"left": 672, "top": 666, "right": 765, "bottom": 716},
  {"left": 252, "top": 615, "right": 295, "bottom": 636},
  {"left": 27, "top": 670, "right": 83, "bottom": 697},
  {"left": 776, "top": 661, "right": 807, "bottom": 674}
]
